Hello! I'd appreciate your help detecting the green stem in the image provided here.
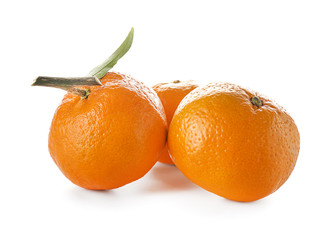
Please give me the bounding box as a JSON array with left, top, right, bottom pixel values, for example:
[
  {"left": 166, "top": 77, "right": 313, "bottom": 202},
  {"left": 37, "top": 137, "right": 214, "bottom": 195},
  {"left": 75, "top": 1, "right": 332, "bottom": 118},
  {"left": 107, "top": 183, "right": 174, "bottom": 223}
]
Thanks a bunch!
[
  {"left": 32, "top": 28, "right": 134, "bottom": 98},
  {"left": 88, "top": 27, "right": 134, "bottom": 79},
  {"left": 32, "top": 76, "right": 101, "bottom": 99}
]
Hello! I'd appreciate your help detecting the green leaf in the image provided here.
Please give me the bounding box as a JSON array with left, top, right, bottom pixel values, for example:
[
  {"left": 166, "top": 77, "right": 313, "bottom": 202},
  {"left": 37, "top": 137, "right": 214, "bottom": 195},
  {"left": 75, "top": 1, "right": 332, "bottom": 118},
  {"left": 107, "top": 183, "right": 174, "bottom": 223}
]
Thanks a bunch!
[{"left": 88, "top": 27, "right": 134, "bottom": 79}]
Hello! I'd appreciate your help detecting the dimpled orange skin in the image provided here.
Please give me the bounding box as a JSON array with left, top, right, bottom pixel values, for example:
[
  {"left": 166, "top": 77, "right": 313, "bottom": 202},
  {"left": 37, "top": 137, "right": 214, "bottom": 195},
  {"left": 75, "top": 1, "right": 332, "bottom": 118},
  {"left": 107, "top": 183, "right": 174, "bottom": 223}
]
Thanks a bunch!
[
  {"left": 168, "top": 83, "right": 300, "bottom": 202},
  {"left": 152, "top": 81, "right": 198, "bottom": 164},
  {"left": 49, "top": 72, "right": 167, "bottom": 190}
]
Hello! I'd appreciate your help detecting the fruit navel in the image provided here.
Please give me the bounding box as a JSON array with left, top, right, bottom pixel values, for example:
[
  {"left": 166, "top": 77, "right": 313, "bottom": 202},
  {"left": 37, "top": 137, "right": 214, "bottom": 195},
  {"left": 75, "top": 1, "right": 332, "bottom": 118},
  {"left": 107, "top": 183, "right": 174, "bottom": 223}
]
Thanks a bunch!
[{"left": 250, "top": 96, "right": 264, "bottom": 107}]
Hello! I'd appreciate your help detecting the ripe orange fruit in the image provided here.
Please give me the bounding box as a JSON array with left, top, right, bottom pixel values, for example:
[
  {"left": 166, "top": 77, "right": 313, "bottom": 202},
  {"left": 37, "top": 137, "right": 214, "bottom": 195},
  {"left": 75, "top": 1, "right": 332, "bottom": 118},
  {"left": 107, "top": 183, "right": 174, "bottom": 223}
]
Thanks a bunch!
[
  {"left": 152, "top": 80, "right": 198, "bottom": 164},
  {"left": 49, "top": 72, "right": 167, "bottom": 190},
  {"left": 168, "top": 82, "right": 300, "bottom": 202}
]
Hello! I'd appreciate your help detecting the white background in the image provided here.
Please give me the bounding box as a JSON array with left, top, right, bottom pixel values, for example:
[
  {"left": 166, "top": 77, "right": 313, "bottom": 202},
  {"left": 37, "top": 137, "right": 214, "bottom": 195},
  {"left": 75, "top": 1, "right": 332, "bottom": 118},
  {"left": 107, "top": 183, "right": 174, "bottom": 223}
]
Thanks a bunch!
[{"left": 1, "top": 0, "right": 331, "bottom": 239}]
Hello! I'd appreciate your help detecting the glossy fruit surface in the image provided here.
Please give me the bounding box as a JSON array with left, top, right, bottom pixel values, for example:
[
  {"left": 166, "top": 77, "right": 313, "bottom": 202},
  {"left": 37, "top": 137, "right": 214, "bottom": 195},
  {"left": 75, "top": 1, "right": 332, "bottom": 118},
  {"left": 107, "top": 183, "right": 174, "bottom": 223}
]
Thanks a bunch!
[
  {"left": 152, "top": 80, "right": 198, "bottom": 164},
  {"left": 168, "top": 82, "right": 300, "bottom": 202},
  {"left": 49, "top": 72, "right": 167, "bottom": 190}
]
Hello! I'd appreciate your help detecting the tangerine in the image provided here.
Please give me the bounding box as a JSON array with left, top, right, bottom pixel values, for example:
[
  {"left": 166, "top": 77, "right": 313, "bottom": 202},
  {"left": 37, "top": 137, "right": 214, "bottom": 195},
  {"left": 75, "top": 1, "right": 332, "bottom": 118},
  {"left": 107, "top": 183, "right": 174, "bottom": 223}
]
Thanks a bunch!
[
  {"left": 152, "top": 80, "right": 198, "bottom": 164},
  {"left": 168, "top": 82, "right": 300, "bottom": 202},
  {"left": 49, "top": 72, "right": 167, "bottom": 189}
]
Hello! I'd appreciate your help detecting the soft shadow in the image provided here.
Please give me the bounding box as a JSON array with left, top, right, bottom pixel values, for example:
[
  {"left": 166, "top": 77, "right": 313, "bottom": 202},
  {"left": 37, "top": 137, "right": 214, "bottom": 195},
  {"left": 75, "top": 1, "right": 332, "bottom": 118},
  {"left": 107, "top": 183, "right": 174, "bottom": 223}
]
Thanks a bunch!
[
  {"left": 68, "top": 187, "right": 116, "bottom": 204},
  {"left": 145, "top": 163, "right": 197, "bottom": 192},
  {"left": 220, "top": 196, "right": 266, "bottom": 206}
]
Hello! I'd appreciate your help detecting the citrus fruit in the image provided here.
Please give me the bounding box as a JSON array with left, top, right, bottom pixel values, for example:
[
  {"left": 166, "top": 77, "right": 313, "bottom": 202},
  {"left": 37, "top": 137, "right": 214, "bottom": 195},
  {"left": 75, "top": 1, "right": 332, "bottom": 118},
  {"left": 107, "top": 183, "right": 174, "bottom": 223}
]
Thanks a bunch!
[
  {"left": 33, "top": 28, "right": 167, "bottom": 190},
  {"left": 168, "top": 82, "right": 300, "bottom": 202},
  {"left": 152, "top": 80, "right": 198, "bottom": 164},
  {"left": 49, "top": 72, "right": 167, "bottom": 189}
]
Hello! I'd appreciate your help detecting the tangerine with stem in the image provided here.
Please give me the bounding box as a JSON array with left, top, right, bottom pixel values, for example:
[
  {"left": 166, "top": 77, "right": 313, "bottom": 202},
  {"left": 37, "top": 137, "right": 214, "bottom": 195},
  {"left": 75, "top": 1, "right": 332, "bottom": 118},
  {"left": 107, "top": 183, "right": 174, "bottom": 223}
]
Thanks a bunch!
[{"left": 33, "top": 28, "right": 167, "bottom": 190}]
